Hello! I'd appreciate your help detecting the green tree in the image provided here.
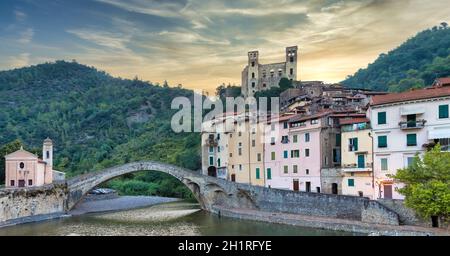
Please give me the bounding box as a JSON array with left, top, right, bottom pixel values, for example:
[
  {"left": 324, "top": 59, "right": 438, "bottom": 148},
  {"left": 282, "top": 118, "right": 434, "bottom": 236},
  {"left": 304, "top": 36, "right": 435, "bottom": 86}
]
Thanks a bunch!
[
  {"left": 391, "top": 145, "right": 450, "bottom": 225},
  {"left": 0, "top": 140, "right": 24, "bottom": 185}
]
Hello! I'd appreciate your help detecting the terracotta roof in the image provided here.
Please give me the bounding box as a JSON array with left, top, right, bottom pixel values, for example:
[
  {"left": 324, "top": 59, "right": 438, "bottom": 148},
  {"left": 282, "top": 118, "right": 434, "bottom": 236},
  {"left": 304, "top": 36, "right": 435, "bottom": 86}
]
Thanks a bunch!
[
  {"left": 289, "top": 110, "right": 333, "bottom": 123},
  {"left": 339, "top": 118, "right": 369, "bottom": 125},
  {"left": 371, "top": 86, "right": 450, "bottom": 106},
  {"left": 435, "top": 77, "right": 450, "bottom": 86}
]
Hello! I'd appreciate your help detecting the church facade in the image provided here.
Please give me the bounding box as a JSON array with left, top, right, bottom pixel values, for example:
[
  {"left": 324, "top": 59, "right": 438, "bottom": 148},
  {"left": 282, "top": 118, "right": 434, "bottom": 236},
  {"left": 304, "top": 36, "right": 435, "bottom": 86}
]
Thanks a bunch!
[
  {"left": 241, "top": 46, "right": 298, "bottom": 97},
  {"left": 4, "top": 138, "right": 65, "bottom": 188}
]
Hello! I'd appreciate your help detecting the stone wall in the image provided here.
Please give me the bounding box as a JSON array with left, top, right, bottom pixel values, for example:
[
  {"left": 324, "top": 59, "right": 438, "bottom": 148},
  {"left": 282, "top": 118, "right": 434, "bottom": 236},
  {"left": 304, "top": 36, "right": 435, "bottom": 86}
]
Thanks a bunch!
[
  {"left": 211, "top": 178, "right": 400, "bottom": 225},
  {"left": 0, "top": 183, "right": 68, "bottom": 226},
  {"left": 377, "top": 199, "right": 429, "bottom": 227}
]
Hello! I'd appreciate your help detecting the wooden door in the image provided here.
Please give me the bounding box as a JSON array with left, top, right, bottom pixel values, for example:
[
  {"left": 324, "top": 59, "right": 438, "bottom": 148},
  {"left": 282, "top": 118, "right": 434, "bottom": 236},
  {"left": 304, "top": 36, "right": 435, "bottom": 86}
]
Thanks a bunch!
[
  {"left": 293, "top": 180, "right": 299, "bottom": 191},
  {"left": 306, "top": 182, "right": 311, "bottom": 192},
  {"left": 384, "top": 185, "right": 393, "bottom": 199},
  {"left": 332, "top": 183, "right": 338, "bottom": 194},
  {"left": 18, "top": 180, "right": 25, "bottom": 188},
  {"left": 231, "top": 174, "right": 236, "bottom": 182}
]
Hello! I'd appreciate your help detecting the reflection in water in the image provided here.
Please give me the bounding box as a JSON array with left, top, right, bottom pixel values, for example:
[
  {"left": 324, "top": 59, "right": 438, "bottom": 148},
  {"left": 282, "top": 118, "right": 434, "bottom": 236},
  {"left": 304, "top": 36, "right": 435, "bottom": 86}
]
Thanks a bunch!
[{"left": 0, "top": 201, "right": 358, "bottom": 236}]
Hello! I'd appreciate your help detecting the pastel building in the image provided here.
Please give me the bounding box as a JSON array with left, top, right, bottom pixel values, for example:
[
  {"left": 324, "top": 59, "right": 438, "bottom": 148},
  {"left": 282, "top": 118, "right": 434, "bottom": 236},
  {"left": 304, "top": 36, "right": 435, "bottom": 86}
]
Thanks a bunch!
[
  {"left": 5, "top": 138, "right": 65, "bottom": 188},
  {"left": 263, "top": 114, "right": 296, "bottom": 190},
  {"left": 339, "top": 117, "right": 375, "bottom": 199},
  {"left": 228, "top": 114, "right": 266, "bottom": 186},
  {"left": 370, "top": 83, "right": 450, "bottom": 199}
]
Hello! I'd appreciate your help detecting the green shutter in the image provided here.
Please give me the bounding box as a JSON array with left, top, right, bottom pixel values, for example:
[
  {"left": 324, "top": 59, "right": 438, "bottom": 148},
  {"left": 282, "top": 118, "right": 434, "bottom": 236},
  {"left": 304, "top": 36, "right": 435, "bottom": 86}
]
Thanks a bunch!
[
  {"left": 378, "top": 112, "right": 387, "bottom": 125},
  {"left": 378, "top": 136, "right": 387, "bottom": 148},
  {"left": 256, "top": 168, "right": 260, "bottom": 179},
  {"left": 407, "top": 134, "right": 417, "bottom": 146},
  {"left": 336, "top": 134, "right": 341, "bottom": 147},
  {"left": 357, "top": 154, "right": 365, "bottom": 168},
  {"left": 284, "top": 151, "right": 289, "bottom": 159},
  {"left": 209, "top": 156, "right": 214, "bottom": 166},
  {"left": 348, "top": 179, "right": 355, "bottom": 187},
  {"left": 439, "top": 105, "right": 449, "bottom": 119},
  {"left": 267, "top": 168, "right": 272, "bottom": 180},
  {"left": 354, "top": 138, "right": 359, "bottom": 151}
]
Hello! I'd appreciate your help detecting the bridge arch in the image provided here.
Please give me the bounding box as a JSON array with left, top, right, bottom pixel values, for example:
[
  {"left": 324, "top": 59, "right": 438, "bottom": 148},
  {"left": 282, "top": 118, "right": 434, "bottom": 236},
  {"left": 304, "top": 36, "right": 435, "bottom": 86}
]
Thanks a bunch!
[{"left": 66, "top": 161, "right": 207, "bottom": 210}]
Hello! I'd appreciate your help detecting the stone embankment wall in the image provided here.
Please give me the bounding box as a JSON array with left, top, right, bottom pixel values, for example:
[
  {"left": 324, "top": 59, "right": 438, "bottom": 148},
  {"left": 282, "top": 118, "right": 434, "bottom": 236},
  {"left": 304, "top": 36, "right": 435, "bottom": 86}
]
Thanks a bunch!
[
  {"left": 377, "top": 199, "right": 430, "bottom": 227},
  {"left": 0, "top": 183, "right": 68, "bottom": 226},
  {"left": 213, "top": 179, "right": 400, "bottom": 225}
]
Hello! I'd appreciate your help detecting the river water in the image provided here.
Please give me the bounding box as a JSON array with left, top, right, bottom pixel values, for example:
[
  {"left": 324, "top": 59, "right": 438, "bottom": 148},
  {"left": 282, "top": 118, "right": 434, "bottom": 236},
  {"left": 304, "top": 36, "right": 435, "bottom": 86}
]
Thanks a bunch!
[{"left": 0, "top": 201, "right": 357, "bottom": 236}]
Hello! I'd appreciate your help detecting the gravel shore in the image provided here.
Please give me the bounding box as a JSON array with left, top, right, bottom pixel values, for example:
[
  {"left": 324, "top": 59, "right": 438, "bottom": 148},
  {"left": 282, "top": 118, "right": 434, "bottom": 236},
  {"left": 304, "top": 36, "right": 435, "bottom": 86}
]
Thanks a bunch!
[{"left": 69, "top": 196, "right": 181, "bottom": 216}]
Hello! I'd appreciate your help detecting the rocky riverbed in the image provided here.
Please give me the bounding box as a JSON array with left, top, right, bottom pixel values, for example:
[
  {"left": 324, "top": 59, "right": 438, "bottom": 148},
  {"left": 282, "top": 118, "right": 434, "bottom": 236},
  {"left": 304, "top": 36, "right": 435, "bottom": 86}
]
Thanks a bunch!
[{"left": 69, "top": 195, "right": 181, "bottom": 215}]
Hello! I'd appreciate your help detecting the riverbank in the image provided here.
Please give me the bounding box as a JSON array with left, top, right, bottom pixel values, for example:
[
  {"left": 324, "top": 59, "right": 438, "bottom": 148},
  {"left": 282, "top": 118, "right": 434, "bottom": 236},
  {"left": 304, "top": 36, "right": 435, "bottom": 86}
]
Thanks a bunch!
[
  {"left": 214, "top": 206, "right": 450, "bottom": 236},
  {"left": 69, "top": 195, "right": 181, "bottom": 215}
]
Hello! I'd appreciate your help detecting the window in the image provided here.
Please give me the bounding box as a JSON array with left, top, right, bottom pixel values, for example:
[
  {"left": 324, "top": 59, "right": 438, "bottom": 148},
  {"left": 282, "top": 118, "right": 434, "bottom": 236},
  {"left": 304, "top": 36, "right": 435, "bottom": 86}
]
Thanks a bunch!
[
  {"left": 378, "top": 135, "right": 388, "bottom": 148},
  {"left": 305, "top": 133, "right": 310, "bottom": 142},
  {"left": 357, "top": 154, "right": 365, "bottom": 168},
  {"left": 325, "top": 156, "right": 328, "bottom": 165},
  {"left": 293, "top": 135, "right": 298, "bottom": 143},
  {"left": 267, "top": 168, "right": 272, "bottom": 180},
  {"left": 306, "top": 169, "right": 310, "bottom": 175},
  {"left": 381, "top": 158, "right": 388, "bottom": 171},
  {"left": 238, "top": 132, "right": 242, "bottom": 137},
  {"left": 335, "top": 134, "right": 341, "bottom": 147},
  {"left": 256, "top": 168, "right": 260, "bottom": 179},
  {"left": 209, "top": 146, "right": 214, "bottom": 153},
  {"left": 283, "top": 122, "right": 288, "bottom": 129},
  {"left": 252, "top": 72, "right": 255, "bottom": 78},
  {"left": 439, "top": 104, "right": 449, "bottom": 119},
  {"left": 238, "top": 148, "right": 242, "bottom": 156},
  {"left": 257, "top": 153, "right": 261, "bottom": 162},
  {"left": 271, "top": 137, "right": 276, "bottom": 145},
  {"left": 349, "top": 138, "right": 358, "bottom": 151},
  {"left": 209, "top": 156, "right": 214, "bottom": 166},
  {"left": 407, "top": 157, "right": 415, "bottom": 167},
  {"left": 19, "top": 162, "right": 25, "bottom": 169},
  {"left": 348, "top": 179, "right": 355, "bottom": 187},
  {"left": 305, "top": 149, "right": 310, "bottom": 157},
  {"left": 252, "top": 140, "right": 256, "bottom": 147},
  {"left": 229, "top": 153, "right": 233, "bottom": 157},
  {"left": 271, "top": 152, "right": 276, "bottom": 160},
  {"left": 28, "top": 180, "right": 33, "bottom": 186},
  {"left": 217, "top": 134, "right": 220, "bottom": 140},
  {"left": 290, "top": 68, "right": 293, "bottom": 76},
  {"left": 284, "top": 166, "right": 288, "bottom": 174},
  {"left": 311, "top": 119, "right": 319, "bottom": 125},
  {"left": 281, "top": 136, "right": 289, "bottom": 144},
  {"left": 378, "top": 112, "right": 387, "bottom": 125},
  {"left": 217, "top": 158, "right": 221, "bottom": 167},
  {"left": 251, "top": 61, "right": 255, "bottom": 67},
  {"left": 290, "top": 56, "right": 294, "bottom": 63},
  {"left": 407, "top": 134, "right": 417, "bottom": 146},
  {"left": 291, "top": 150, "right": 300, "bottom": 158},
  {"left": 283, "top": 151, "right": 289, "bottom": 159},
  {"left": 333, "top": 148, "right": 340, "bottom": 163},
  {"left": 10, "top": 180, "right": 15, "bottom": 186},
  {"left": 230, "top": 134, "right": 233, "bottom": 138},
  {"left": 251, "top": 82, "right": 255, "bottom": 88},
  {"left": 271, "top": 123, "right": 276, "bottom": 131},
  {"left": 263, "top": 83, "right": 266, "bottom": 87},
  {"left": 293, "top": 165, "right": 298, "bottom": 173},
  {"left": 278, "top": 70, "right": 282, "bottom": 77},
  {"left": 46, "top": 151, "right": 50, "bottom": 159},
  {"left": 239, "top": 165, "right": 243, "bottom": 171}
]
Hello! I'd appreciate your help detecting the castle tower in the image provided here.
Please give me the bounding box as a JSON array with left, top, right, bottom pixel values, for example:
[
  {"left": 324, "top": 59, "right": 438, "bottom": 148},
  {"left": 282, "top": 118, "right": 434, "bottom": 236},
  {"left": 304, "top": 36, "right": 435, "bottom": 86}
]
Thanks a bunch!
[
  {"left": 285, "top": 46, "right": 298, "bottom": 81},
  {"left": 247, "top": 51, "right": 259, "bottom": 97},
  {"left": 43, "top": 138, "right": 53, "bottom": 167}
]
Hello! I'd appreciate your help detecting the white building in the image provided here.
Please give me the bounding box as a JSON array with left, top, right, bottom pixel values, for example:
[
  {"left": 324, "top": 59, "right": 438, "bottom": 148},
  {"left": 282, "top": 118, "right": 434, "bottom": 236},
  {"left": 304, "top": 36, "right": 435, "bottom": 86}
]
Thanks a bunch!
[{"left": 369, "top": 83, "right": 450, "bottom": 199}]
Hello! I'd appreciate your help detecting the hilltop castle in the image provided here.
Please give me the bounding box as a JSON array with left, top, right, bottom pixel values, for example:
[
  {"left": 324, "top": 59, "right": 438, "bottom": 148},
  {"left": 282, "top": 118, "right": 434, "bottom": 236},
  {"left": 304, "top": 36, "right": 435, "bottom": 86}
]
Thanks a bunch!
[{"left": 241, "top": 46, "right": 298, "bottom": 97}]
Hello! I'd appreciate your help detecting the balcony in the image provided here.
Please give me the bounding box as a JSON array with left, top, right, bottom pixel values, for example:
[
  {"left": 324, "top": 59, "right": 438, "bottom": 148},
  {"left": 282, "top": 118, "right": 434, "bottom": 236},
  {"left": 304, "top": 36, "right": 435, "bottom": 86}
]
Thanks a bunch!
[
  {"left": 205, "top": 138, "right": 218, "bottom": 147},
  {"left": 399, "top": 120, "right": 426, "bottom": 130}
]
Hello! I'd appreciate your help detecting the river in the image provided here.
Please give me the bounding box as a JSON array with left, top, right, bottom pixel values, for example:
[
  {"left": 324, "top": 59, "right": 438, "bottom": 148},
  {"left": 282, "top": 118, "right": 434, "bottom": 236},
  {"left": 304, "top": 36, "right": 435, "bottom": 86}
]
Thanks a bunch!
[{"left": 0, "top": 201, "right": 358, "bottom": 236}]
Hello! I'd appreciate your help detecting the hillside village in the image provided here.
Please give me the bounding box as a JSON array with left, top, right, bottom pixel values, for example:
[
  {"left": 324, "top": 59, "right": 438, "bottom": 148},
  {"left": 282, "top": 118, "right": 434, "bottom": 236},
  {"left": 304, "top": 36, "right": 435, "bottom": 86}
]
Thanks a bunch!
[{"left": 201, "top": 46, "right": 450, "bottom": 200}]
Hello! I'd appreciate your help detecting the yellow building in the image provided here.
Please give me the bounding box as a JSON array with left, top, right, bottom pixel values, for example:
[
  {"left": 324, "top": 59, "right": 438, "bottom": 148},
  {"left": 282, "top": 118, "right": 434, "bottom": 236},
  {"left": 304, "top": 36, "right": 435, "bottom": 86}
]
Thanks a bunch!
[
  {"left": 340, "top": 118, "right": 375, "bottom": 199},
  {"left": 228, "top": 114, "right": 266, "bottom": 186}
]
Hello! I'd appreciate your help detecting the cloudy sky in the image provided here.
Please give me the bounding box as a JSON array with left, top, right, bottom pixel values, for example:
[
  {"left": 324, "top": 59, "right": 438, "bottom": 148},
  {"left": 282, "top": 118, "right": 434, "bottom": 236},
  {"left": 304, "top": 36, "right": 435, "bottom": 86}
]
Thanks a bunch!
[{"left": 0, "top": 0, "right": 449, "bottom": 93}]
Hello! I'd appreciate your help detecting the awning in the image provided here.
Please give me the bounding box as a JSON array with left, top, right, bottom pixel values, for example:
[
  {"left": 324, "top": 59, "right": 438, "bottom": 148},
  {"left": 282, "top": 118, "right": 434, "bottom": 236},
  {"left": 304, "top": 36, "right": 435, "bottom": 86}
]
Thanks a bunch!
[
  {"left": 400, "top": 106, "right": 425, "bottom": 116},
  {"left": 428, "top": 126, "right": 450, "bottom": 139}
]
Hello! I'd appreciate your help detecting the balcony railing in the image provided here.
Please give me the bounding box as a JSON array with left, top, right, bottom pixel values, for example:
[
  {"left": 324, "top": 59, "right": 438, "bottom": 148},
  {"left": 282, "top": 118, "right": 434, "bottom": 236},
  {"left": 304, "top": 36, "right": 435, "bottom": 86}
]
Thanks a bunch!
[
  {"left": 343, "top": 163, "right": 373, "bottom": 169},
  {"left": 399, "top": 120, "right": 426, "bottom": 130}
]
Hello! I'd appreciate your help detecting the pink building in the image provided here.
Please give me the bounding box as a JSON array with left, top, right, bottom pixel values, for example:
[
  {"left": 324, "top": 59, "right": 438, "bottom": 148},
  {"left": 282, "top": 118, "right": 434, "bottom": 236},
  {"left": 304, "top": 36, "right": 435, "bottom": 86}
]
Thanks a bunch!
[{"left": 4, "top": 138, "right": 65, "bottom": 188}]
